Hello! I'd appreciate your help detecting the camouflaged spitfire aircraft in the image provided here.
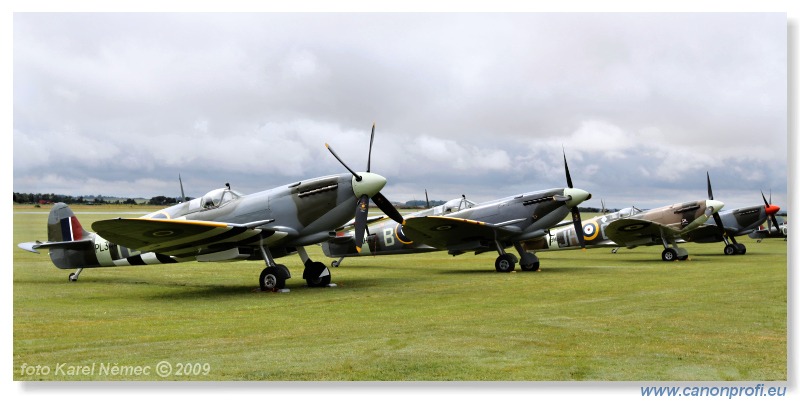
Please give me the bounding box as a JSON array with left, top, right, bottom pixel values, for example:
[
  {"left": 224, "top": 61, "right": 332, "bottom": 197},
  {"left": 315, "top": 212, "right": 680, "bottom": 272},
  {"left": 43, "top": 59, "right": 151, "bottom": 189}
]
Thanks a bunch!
[
  {"left": 18, "top": 125, "right": 405, "bottom": 291},
  {"left": 522, "top": 173, "right": 728, "bottom": 261},
  {"left": 321, "top": 153, "right": 592, "bottom": 272}
]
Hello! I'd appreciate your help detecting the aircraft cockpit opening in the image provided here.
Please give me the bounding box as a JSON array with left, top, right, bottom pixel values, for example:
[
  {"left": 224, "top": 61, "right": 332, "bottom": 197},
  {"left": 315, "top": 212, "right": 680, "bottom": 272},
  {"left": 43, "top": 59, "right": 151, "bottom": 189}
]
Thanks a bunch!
[
  {"left": 201, "top": 188, "right": 244, "bottom": 209},
  {"left": 437, "top": 196, "right": 476, "bottom": 215}
]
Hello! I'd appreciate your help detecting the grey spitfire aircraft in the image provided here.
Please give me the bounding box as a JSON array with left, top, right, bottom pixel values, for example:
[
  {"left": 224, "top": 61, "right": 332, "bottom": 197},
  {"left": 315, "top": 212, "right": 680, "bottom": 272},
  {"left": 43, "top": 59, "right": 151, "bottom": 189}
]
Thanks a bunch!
[
  {"left": 683, "top": 189, "right": 783, "bottom": 251},
  {"left": 321, "top": 153, "right": 592, "bottom": 272},
  {"left": 522, "top": 173, "right": 726, "bottom": 261},
  {"left": 18, "top": 125, "right": 405, "bottom": 292}
]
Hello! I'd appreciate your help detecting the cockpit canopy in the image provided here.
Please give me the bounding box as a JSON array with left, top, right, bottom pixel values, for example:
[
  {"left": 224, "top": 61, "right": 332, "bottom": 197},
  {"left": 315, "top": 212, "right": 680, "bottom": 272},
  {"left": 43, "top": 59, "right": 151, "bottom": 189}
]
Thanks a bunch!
[
  {"left": 200, "top": 188, "right": 244, "bottom": 209},
  {"left": 430, "top": 197, "right": 476, "bottom": 215}
]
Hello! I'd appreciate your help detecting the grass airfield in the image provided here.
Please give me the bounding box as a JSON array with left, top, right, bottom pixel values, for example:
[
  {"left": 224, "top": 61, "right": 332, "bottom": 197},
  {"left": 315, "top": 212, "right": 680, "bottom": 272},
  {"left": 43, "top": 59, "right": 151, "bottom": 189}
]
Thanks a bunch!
[{"left": 13, "top": 206, "right": 787, "bottom": 381}]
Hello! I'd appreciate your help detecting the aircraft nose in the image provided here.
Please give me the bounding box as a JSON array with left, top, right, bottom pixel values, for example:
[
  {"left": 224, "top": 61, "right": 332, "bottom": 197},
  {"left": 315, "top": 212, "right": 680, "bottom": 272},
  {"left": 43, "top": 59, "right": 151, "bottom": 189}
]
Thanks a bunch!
[
  {"left": 705, "top": 199, "right": 725, "bottom": 215},
  {"left": 352, "top": 172, "right": 387, "bottom": 198},
  {"left": 564, "top": 187, "right": 592, "bottom": 208},
  {"left": 766, "top": 204, "right": 781, "bottom": 215}
]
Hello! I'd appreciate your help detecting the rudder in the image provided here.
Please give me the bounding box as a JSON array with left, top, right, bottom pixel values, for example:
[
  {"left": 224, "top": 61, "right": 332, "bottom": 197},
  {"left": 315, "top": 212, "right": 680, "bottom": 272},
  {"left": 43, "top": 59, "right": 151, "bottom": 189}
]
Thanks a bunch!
[{"left": 47, "top": 203, "right": 90, "bottom": 242}]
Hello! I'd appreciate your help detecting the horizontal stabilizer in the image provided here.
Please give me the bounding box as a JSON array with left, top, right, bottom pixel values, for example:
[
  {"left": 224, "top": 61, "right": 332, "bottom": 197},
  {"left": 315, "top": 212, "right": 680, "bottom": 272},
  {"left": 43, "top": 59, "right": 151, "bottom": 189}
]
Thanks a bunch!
[{"left": 18, "top": 239, "right": 94, "bottom": 254}]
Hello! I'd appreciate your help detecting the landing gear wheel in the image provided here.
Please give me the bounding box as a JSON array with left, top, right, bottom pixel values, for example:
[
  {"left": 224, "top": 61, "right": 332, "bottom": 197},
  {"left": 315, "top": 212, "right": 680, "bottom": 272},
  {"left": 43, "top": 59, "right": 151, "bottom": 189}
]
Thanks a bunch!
[
  {"left": 304, "top": 261, "right": 332, "bottom": 287},
  {"left": 521, "top": 261, "right": 540, "bottom": 272},
  {"left": 662, "top": 248, "right": 678, "bottom": 262},
  {"left": 495, "top": 254, "right": 516, "bottom": 273},
  {"left": 519, "top": 252, "right": 540, "bottom": 272},
  {"left": 68, "top": 273, "right": 78, "bottom": 282},
  {"left": 735, "top": 244, "right": 747, "bottom": 255},
  {"left": 724, "top": 244, "right": 737, "bottom": 255},
  {"left": 331, "top": 260, "right": 340, "bottom": 268},
  {"left": 678, "top": 255, "right": 689, "bottom": 261},
  {"left": 259, "top": 267, "right": 286, "bottom": 291}
]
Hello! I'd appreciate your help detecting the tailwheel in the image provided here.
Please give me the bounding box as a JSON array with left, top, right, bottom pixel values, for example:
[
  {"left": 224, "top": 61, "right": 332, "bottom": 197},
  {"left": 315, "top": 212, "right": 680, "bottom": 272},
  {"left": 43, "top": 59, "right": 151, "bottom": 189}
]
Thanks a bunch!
[
  {"left": 495, "top": 254, "right": 516, "bottom": 273},
  {"left": 304, "top": 261, "right": 332, "bottom": 287},
  {"left": 259, "top": 266, "right": 288, "bottom": 291},
  {"left": 68, "top": 268, "right": 83, "bottom": 282}
]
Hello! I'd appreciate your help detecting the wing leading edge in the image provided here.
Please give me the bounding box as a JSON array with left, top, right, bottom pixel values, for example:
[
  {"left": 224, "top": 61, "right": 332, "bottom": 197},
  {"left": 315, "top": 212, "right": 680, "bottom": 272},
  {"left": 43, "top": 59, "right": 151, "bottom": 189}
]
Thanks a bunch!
[{"left": 92, "top": 218, "right": 277, "bottom": 258}]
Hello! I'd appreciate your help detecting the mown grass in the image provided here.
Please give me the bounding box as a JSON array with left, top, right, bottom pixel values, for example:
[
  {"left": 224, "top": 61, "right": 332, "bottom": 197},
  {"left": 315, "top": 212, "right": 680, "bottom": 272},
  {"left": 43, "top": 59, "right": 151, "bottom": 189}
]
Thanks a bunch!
[{"left": 13, "top": 206, "right": 787, "bottom": 381}]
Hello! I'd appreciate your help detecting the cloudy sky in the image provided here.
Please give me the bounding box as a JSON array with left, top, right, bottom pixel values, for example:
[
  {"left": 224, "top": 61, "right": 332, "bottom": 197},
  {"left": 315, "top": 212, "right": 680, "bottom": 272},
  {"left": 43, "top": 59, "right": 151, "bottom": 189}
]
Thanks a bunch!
[{"left": 12, "top": 12, "right": 788, "bottom": 210}]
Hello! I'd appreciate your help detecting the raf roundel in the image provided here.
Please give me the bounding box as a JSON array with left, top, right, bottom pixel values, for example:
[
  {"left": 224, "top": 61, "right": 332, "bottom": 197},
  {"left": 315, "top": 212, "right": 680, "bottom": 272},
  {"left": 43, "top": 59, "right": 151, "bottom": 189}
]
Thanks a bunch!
[{"left": 583, "top": 222, "right": 599, "bottom": 241}]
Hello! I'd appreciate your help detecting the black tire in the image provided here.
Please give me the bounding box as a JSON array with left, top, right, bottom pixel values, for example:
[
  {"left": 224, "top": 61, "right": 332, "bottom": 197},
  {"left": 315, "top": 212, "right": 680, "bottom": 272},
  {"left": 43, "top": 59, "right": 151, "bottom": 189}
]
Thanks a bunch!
[
  {"left": 520, "top": 253, "right": 540, "bottom": 272},
  {"left": 260, "top": 267, "right": 286, "bottom": 291},
  {"left": 735, "top": 244, "right": 747, "bottom": 255},
  {"left": 304, "top": 261, "right": 331, "bottom": 287},
  {"left": 662, "top": 248, "right": 678, "bottom": 262},
  {"left": 521, "top": 261, "right": 540, "bottom": 272},
  {"left": 495, "top": 254, "right": 516, "bottom": 273},
  {"left": 68, "top": 273, "right": 77, "bottom": 282},
  {"left": 724, "top": 244, "right": 737, "bottom": 255}
]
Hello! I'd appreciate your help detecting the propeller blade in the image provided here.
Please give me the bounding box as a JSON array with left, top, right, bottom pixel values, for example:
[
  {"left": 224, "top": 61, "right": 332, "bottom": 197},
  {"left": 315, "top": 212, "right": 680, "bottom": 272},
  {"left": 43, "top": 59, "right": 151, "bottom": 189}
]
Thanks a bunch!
[
  {"left": 760, "top": 190, "right": 781, "bottom": 232},
  {"left": 771, "top": 214, "right": 781, "bottom": 233},
  {"left": 712, "top": 212, "right": 727, "bottom": 236},
  {"left": 353, "top": 194, "right": 370, "bottom": 251},
  {"left": 366, "top": 123, "right": 375, "bottom": 173},
  {"left": 179, "top": 174, "right": 186, "bottom": 202},
  {"left": 571, "top": 207, "right": 585, "bottom": 249},
  {"left": 707, "top": 172, "right": 714, "bottom": 200},
  {"left": 563, "top": 150, "right": 574, "bottom": 189},
  {"left": 425, "top": 189, "right": 430, "bottom": 209},
  {"left": 372, "top": 192, "right": 404, "bottom": 224},
  {"left": 326, "top": 143, "right": 362, "bottom": 181}
]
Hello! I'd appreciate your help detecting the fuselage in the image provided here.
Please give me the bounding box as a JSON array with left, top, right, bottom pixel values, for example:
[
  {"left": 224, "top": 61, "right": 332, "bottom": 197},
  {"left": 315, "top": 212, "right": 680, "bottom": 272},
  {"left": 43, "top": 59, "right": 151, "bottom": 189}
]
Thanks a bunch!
[
  {"left": 38, "top": 173, "right": 375, "bottom": 269},
  {"left": 322, "top": 187, "right": 590, "bottom": 257}
]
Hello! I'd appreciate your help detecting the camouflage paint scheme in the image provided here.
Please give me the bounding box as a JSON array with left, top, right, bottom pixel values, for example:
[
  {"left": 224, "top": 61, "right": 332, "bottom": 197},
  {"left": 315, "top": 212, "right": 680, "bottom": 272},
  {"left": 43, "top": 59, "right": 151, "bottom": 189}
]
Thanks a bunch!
[
  {"left": 18, "top": 171, "right": 392, "bottom": 291},
  {"left": 523, "top": 199, "right": 725, "bottom": 261}
]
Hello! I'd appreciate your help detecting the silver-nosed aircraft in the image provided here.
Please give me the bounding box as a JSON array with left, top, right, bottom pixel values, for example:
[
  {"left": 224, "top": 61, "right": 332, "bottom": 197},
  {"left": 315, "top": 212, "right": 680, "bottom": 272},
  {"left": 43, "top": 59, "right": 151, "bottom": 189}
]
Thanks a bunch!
[
  {"left": 18, "top": 125, "right": 404, "bottom": 291},
  {"left": 522, "top": 174, "right": 726, "bottom": 261},
  {"left": 748, "top": 215, "right": 787, "bottom": 242},
  {"left": 321, "top": 153, "right": 592, "bottom": 272}
]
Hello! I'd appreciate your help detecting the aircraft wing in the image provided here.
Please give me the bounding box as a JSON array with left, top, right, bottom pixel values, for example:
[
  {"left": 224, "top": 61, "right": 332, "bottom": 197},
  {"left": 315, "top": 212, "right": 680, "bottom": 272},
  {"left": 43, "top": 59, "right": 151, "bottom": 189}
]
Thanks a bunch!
[
  {"left": 401, "top": 216, "right": 523, "bottom": 250},
  {"left": 92, "top": 218, "right": 277, "bottom": 258},
  {"left": 680, "top": 224, "right": 726, "bottom": 243},
  {"left": 604, "top": 218, "right": 682, "bottom": 247}
]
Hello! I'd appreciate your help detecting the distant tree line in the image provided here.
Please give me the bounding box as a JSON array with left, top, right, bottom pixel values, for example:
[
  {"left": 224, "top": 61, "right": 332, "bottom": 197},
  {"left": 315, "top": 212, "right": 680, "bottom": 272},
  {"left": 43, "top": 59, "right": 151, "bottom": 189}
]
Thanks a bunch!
[{"left": 13, "top": 192, "right": 183, "bottom": 206}]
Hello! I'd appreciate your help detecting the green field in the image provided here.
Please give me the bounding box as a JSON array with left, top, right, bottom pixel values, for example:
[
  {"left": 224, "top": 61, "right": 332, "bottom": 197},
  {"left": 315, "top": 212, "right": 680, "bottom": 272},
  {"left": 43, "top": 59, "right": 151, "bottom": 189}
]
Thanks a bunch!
[{"left": 13, "top": 206, "right": 787, "bottom": 381}]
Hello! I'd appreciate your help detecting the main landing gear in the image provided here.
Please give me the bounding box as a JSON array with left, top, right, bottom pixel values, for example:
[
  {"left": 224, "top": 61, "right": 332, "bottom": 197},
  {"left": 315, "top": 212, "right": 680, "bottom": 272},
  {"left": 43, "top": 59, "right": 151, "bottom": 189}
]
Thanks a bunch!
[
  {"left": 257, "top": 240, "right": 333, "bottom": 292},
  {"left": 493, "top": 241, "right": 541, "bottom": 273},
  {"left": 661, "top": 247, "right": 689, "bottom": 262},
  {"left": 722, "top": 241, "right": 747, "bottom": 256}
]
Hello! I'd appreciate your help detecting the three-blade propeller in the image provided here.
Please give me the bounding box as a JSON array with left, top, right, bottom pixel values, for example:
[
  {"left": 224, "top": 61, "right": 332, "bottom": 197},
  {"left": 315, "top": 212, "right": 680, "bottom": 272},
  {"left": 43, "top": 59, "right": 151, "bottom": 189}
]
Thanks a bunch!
[{"left": 326, "top": 123, "right": 404, "bottom": 251}]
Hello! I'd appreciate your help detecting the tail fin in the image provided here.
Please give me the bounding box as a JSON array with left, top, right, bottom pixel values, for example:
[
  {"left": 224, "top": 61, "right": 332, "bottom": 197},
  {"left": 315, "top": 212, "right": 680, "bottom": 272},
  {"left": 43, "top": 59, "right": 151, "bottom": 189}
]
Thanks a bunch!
[{"left": 47, "top": 203, "right": 90, "bottom": 242}]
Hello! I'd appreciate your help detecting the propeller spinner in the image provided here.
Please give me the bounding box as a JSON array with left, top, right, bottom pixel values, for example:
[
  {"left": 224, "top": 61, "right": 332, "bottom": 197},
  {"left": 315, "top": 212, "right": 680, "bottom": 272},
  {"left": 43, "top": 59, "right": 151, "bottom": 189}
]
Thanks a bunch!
[{"left": 326, "top": 123, "right": 404, "bottom": 252}]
